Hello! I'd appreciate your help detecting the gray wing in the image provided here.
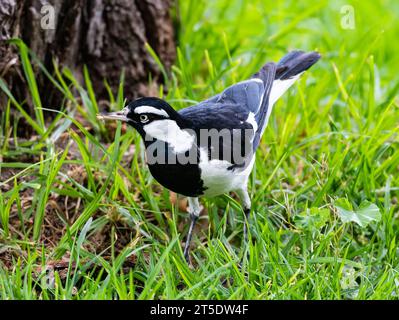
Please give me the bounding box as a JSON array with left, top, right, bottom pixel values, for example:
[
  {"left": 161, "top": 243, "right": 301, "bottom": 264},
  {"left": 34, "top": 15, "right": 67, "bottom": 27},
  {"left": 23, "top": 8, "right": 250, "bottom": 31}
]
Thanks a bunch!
[
  {"left": 180, "top": 63, "right": 275, "bottom": 143},
  {"left": 179, "top": 78, "right": 265, "bottom": 128}
]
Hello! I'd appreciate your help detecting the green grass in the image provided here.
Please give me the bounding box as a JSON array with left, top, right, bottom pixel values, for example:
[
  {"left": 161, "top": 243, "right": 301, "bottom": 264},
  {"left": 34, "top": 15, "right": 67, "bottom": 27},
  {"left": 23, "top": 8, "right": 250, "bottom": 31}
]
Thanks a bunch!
[{"left": 1, "top": 0, "right": 399, "bottom": 299}]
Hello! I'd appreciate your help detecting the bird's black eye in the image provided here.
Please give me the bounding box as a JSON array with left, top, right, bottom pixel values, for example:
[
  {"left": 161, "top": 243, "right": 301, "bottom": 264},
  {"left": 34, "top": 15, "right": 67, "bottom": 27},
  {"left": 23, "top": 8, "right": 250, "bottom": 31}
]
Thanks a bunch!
[{"left": 140, "top": 114, "right": 149, "bottom": 123}]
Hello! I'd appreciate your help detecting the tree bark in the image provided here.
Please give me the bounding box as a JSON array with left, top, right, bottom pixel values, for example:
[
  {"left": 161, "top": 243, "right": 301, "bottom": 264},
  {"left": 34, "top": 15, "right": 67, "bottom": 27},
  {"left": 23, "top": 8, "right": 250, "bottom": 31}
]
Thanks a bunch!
[{"left": 0, "top": 0, "right": 176, "bottom": 113}]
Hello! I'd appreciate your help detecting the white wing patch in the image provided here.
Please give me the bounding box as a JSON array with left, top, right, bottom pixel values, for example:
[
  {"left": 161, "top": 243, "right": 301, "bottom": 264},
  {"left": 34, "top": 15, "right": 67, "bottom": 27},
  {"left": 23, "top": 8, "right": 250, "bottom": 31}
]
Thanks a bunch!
[
  {"left": 246, "top": 112, "right": 258, "bottom": 140},
  {"left": 135, "top": 106, "right": 169, "bottom": 117}
]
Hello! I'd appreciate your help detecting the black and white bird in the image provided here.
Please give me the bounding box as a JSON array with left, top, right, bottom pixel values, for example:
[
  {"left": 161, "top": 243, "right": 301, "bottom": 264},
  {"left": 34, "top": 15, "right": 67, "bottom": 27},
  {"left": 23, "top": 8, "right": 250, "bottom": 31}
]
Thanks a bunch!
[{"left": 98, "top": 50, "right": 320, "bottom": 261}]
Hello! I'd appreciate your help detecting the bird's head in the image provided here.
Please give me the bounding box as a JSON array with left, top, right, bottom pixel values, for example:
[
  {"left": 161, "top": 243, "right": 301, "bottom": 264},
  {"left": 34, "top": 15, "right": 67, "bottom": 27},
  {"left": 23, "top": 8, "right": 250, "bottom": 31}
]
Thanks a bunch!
[
  {"left": 98, "top": 97, "right": 190, "bottom": 147},
  {"left": 98, "top": 97, "right": 185, "bottom": 131}
]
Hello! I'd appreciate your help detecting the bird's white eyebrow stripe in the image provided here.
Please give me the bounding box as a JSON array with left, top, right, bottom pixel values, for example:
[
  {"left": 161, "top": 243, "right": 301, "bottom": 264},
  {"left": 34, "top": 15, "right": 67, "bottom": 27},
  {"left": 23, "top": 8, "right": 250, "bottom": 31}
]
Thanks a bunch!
[{"left": 134, "top": 106, "right": 169, "bottom": 117}]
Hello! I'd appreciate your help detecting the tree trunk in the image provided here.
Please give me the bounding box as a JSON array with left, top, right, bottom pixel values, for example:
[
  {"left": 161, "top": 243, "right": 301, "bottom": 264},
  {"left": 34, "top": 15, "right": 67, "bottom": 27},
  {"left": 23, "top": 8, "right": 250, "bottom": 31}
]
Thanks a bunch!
[{"left": 0, "top": 0, "right": 176, "bottom": 114}]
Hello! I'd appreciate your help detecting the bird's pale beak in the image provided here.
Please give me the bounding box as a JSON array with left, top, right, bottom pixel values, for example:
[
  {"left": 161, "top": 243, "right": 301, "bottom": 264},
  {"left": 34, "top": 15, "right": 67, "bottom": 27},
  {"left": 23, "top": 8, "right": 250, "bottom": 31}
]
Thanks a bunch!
[{"left": 97, "top": 110, "right": 128, "bottom": 122}]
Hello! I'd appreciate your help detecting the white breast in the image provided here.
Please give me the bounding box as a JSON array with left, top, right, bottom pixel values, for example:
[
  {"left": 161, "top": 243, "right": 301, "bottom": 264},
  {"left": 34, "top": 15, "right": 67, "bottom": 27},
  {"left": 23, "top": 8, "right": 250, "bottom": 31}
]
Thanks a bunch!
[{"left": 199, "top": 148, "right": 255, "bottom": 197}]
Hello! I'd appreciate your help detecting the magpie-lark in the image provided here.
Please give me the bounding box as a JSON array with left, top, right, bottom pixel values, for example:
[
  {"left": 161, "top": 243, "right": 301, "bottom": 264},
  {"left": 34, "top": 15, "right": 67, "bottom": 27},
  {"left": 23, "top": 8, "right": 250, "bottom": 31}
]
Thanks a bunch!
[{"left": 98, "top": 50, "right": 320, "bottom": 261}]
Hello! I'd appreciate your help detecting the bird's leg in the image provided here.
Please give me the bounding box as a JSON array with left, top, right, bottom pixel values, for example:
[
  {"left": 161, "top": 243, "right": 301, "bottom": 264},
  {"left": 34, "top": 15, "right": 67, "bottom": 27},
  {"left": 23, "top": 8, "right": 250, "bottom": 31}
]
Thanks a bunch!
[
  {"left": 183, "top": 197, "right": 201, "bottom": 262},
  {"left": 243, "top": 208, "right": 250, "bottom": 244},
  {"left": 183, "top": 214, "right": 198, "bottom": 261},
  {"left": 236, "top": 188, "right": 251, "bottom": 245}
]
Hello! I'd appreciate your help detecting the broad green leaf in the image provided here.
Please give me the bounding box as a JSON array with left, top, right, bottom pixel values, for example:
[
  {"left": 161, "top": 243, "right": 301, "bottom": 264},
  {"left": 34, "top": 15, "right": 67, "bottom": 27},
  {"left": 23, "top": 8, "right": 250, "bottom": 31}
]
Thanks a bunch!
[{"left": 335, "top": 199, "right": 381, "bottom": 228}]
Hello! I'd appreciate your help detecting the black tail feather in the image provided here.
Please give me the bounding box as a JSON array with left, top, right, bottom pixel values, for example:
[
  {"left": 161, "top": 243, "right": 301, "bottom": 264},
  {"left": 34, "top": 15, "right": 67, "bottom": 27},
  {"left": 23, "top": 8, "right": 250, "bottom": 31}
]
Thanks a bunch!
[{"left": 275, "top": 51, "right": 321, "bottom": 80}]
